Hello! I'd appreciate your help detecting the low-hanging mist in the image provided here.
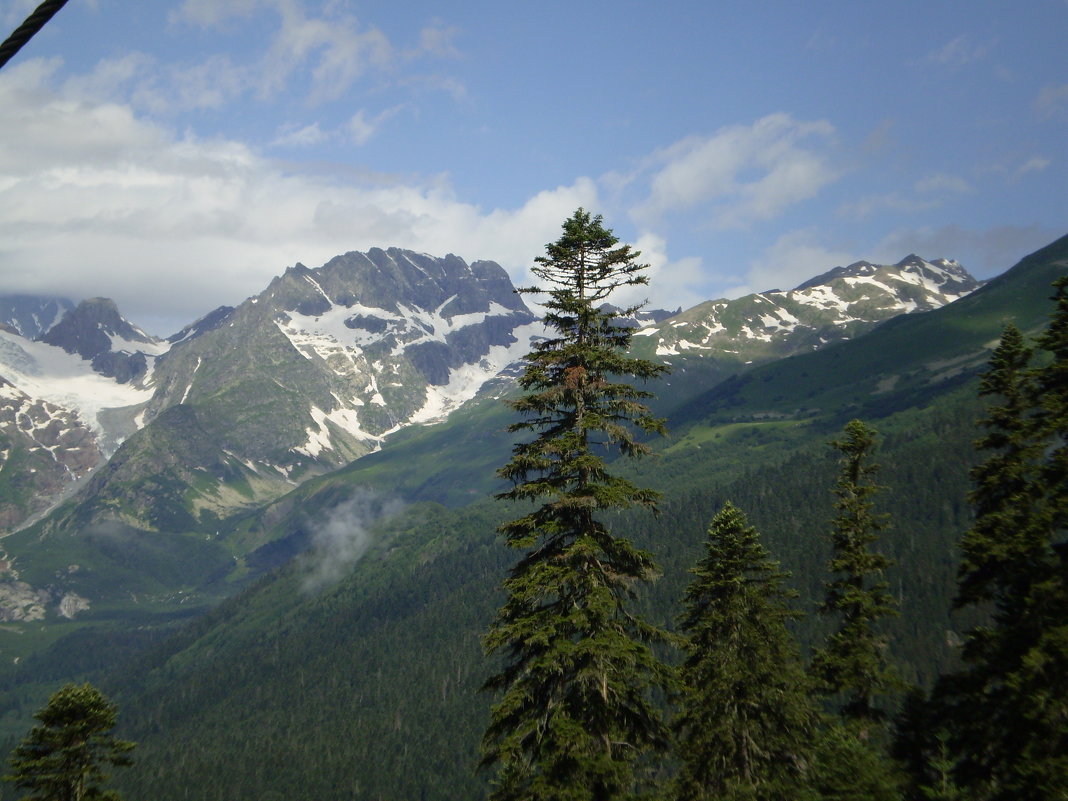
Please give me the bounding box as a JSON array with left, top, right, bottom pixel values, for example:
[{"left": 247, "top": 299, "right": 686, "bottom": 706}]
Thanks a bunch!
[{"left": 298, "top": 490, "right": 406, "bottom": 594}]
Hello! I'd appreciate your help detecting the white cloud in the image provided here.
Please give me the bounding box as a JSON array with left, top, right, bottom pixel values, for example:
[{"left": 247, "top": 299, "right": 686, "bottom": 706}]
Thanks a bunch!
[
  {"left": 56, "top": 50, "right": 251, "bottom": 116},
  {"left": 1014, "top": 156, "right": 1051, "bottom": 179},
  {"left": 633, "top": 114, "right": 839, "bottom": 229},
  {"left": 169, "top": 1, "right": 461, "bottom": 110},
  {"left": 0, "top": 58, "right": 597, "bottom": 335},
  {"left": 262, "top": 3, "right": 393, "bottom": 104},
  {"left": 159, "top": 55, "right": 249, "bottom": 112},
  {"left": 272, "top": 121, "right": 329, "bottom": 147},
  {"left": 344, "top": 106, "right": 404, "bottom": 146},
  {"left": 922, "top": 35, "right": 990, "bottom": 68},
  {"left": 298, "top": 491, "right": 404, "bottom": 593},
  {"left": 346, "top": 111, "right": 376, "bottom": 145},
  {"left": 624, "top": 232, "right": 705, "bottom": 312},
  {"left": 414, "top": 20, "right": 462, "bottom": 59},
  {"left": 1036, "top": 83, "right": 1068, "bottom": 118}
]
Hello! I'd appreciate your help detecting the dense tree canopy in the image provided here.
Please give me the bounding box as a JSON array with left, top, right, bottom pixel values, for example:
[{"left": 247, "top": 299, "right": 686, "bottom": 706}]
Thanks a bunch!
[{"left": 933, "top": 280, "right": 1068, "bottom": 800}]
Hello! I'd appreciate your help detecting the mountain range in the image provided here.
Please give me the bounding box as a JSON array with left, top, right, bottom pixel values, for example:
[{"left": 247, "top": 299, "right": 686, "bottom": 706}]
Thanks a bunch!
[
  {"left": 0, "top": 248, "right": 981, "bottom": 625},
  {"left": 0, "top": 250, "right": 977, "bottom": 541},
  {"left": 0, "top": 233, "right": 1062, "bottom": 799}
]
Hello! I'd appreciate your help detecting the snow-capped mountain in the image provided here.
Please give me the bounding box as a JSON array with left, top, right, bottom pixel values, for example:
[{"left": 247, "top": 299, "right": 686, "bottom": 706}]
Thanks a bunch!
[
  {"left": 632, "top": 255, "right": 979, "bottom": 361},
  {"left": 0, "top": 248, "right": 980, "bottom": 535},
  {"left": 39, "top": 297, "right": 170, "bottom": 384},
  {"left": 0, "top": 300, "right": 166, "bottom": 530},
  {"left": 0, "top": 376, "right": 102, "bottom": 528},
  {"left": 51, "top": 249, "right": 541, "bottom": 532}
]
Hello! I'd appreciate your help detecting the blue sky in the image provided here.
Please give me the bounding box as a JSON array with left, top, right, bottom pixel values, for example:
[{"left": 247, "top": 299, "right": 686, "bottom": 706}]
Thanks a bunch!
[{"left": 0, "top": 0, "right": 1064, "bottom": 335}]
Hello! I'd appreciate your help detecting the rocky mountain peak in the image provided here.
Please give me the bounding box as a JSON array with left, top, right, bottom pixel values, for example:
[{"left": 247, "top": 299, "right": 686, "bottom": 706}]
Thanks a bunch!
[
  {"left": 296, "top": 248, "right": 529, "bottom": 317},
  {"left": 39, "top": 298, "right": 166, "bottom": 384},
  {"left": 167, "top": 306, "right": 236, "bottom": 345},
  {"left": 78, "top": 248, "right": 547, "bottom": 535}
]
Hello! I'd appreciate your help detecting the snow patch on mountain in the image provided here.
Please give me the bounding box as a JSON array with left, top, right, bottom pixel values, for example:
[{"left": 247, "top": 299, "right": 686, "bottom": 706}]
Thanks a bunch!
[
  {"left": 295, "top": 404, "right": 385, "bottom": 459},
  {"left": 634, "top": 255, "right": 980, "bottom": 359},
  {"left": 276, "top": 297, "right": 525, "bottom": 362},
  {"left": 0, "top": 330, "right": 152, "bottom": 435},
  {"left": 409, "top": 321, "right": 547, "bottom": 424},
  {"left": 107, "top": 332, "right": 170, "bottom": 357}
]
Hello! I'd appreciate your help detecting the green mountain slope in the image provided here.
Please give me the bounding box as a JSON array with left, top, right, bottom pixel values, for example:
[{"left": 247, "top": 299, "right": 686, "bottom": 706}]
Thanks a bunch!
[
  {"left": 671, "top": 233, "right": 1068, "bottom": 429},
  {"left": 88, "top": 388, "right": 981, "bottom": 801}
]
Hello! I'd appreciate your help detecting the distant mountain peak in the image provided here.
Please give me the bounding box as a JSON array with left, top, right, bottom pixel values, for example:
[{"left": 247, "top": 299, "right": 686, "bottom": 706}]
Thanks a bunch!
[
  {"left": 634, "top": 254, "right": 980, "bottom": 361},
  {"left": 167, "top": 306, "right": 235, "bottom": 345},
  {"left": 38, "top": 298, "right": 167, "bottom": 384}
]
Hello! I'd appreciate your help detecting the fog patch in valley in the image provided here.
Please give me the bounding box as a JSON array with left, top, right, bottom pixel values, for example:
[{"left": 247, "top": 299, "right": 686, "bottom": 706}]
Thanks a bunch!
[{"left": 298, "top": 490, "right": 404, "bottom": 594}]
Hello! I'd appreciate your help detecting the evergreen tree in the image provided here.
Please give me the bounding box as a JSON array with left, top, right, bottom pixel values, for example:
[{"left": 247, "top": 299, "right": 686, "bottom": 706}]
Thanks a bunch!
[
  {"left": 5, "top": 683, "right": 135, "bottom": 801},
  {"left": 810, "top": 722, "right": 903, "bottom": 801},
  {"left": 480, "top": 209, "right": 671, "bottom": 801},
  {"left": 810, "top": 419, "right": 902, "bottom": 727},
  {"left": 934, "top": 283, "right": 1068, "bottom": 799},
  {"left": 672, "top": 502, "right": 818, "bottom": 801},
  {"left": 955, "top": 323, "right": 1040, "bottom": 609}
]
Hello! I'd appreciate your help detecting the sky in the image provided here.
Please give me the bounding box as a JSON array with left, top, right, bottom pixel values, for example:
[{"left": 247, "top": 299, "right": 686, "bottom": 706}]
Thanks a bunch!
[{"left": 0, "top": 0, "right": 1064, "bottom": 336}]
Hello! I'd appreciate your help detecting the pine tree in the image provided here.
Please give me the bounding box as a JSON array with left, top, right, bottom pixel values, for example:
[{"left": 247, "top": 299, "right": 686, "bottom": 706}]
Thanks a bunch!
[
  {"left": 5, "top": 683, "right": 135, "bottom": 801},
  {"left": 810, "top": 419, "right": 902, "bottom": 727},
  {"left": 480, "top": 209, "right": 671, "bottom": 801},
  {"left": 672, "top": 502, "right": 819, "bottom": 801},
  {"left": 934, "top": 283, "right": 1068, "bottom": 799},
  {"left": 955, "top": 323, "right": 1040, "bottom": 609}
]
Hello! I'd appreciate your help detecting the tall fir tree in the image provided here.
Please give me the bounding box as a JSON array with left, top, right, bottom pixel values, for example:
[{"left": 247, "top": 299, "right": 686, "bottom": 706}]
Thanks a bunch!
[
  {"left": 672, "top": 502, "right": 819, "bottom": 801},
  {"left": 480, "top": 209, "right": 671, "bottom": 801},
  {"left": 933, "top": 281, "right": 1068, "bottom": 800},
  {"left": 5, "top": 682, "right": 135, "bottom": 801},
  {"left": 810, "top": 419, "right": 903, "bottom": 727},
  {"left": 955, "top": 322, "right": 1040, "bottom": 609}
]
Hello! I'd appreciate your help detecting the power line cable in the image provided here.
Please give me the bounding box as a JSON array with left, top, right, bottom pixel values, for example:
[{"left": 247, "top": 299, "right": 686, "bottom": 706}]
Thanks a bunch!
[{"left": 0, "top": 0, "right": 70, "bottom": 71}]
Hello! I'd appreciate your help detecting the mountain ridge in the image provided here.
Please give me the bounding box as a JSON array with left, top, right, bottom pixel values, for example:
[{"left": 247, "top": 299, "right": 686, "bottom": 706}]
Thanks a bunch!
[{"left": 0, "top": 245, "right": 993, "bottom": 617}]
